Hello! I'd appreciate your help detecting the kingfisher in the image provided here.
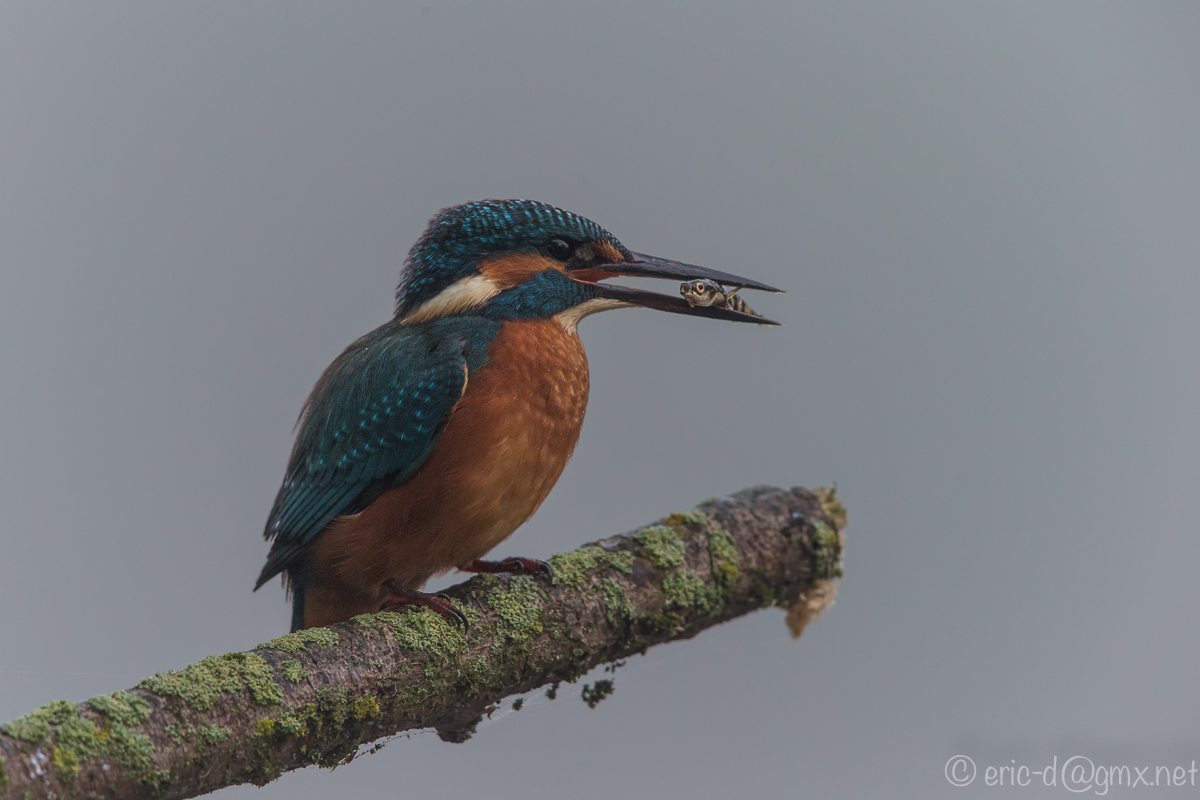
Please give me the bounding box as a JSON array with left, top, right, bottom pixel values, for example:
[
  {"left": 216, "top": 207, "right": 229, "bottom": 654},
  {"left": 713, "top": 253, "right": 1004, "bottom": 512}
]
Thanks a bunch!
[{"left": 255, "top": 199, "right": 780, "bottom": 632}]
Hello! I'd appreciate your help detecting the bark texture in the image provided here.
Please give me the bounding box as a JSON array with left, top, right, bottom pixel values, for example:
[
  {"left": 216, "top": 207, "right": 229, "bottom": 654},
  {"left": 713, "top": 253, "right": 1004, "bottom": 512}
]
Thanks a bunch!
[{"left": 0, "top": 485, "right": 846, "bottom": 800}]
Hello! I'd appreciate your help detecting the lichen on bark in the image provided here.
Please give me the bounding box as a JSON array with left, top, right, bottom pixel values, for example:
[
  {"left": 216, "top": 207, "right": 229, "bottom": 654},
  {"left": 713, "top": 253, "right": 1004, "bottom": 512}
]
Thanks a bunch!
[{"left": 0, "top": 484, "right": 844, "bottom": 800}]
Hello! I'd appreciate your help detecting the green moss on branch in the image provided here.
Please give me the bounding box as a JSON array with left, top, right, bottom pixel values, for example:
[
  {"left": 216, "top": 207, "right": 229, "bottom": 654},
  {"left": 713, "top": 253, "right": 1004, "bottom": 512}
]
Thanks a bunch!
[
  {"left": 633, "top": 526, "right": 685, "bottom": 569},
  {"left": 0, "top": 485, "right": 844, "bottom": 800},
  {"left": 255, "top": 628, "right": 339, "bottom": 654},
  {"left": 138, "top": 652, "right": 282, "bottom": 711}
]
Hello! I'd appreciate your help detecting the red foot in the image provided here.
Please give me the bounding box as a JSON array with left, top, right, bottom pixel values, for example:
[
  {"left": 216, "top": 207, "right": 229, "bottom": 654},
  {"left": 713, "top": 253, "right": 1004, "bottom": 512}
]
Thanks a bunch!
[
  {"left": 381, "top": 579, "right": 469, "bottom": 629},
  {"left": 461, "top": 557, "right": 553, "bottom": 581}
]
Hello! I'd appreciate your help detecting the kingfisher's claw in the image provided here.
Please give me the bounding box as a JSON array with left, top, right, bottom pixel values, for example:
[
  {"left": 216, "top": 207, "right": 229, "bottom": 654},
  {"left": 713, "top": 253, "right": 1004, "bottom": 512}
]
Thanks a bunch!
[
  {"left": 461, "top": 557, "right": 553, "bottom": 582},
  {"left": 382, "top": 580, "right": 469, "bottom": 631}
]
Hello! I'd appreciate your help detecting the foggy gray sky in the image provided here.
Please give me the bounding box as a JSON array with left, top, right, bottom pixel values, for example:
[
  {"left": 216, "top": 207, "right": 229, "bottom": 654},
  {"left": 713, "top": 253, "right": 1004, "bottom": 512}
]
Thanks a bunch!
[{"left": 2, "top": 2, "right": 1198, "bottom": 797}]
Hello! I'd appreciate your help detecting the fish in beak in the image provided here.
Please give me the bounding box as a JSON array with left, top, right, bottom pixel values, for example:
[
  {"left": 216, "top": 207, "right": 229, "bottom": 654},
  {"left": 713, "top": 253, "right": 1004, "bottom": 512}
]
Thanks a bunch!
[{"left": 570, "top": 252, "right": 784, "bottom": 325}]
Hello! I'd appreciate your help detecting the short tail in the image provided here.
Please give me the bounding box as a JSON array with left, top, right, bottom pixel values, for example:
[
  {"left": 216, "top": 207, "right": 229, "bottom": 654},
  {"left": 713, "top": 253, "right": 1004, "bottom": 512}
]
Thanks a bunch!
[
  {"left": 285, "top": 566, "right": 307, "bottom": 633},
  {"left": 290, "top": 583, "right": 305, "bottom": 632}
]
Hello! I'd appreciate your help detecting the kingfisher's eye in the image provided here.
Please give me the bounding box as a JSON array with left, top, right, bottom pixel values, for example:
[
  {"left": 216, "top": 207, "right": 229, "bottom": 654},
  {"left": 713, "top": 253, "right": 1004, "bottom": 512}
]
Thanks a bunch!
[{"left": 546, "top": 239, "right": 574, "bottom": 260}]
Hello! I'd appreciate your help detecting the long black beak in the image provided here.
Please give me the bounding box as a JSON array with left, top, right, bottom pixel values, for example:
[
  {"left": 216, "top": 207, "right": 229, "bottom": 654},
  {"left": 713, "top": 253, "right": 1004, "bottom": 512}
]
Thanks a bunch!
[
  {"left": 573, "top": 251, "right": 783, "bottom": 325},
  {"left": 620, "top": 252, "right": 781, "bottom": 293}
]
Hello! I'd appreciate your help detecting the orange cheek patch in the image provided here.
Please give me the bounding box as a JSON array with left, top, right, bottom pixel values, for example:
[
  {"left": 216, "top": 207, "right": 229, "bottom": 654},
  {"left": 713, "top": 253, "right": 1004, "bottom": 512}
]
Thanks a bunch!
[
  {"left": 595, "top": 241, "right": 626, "bottom": 265},
  {"left": 479, "top": 253, "right": 561, "bottom": 290}
]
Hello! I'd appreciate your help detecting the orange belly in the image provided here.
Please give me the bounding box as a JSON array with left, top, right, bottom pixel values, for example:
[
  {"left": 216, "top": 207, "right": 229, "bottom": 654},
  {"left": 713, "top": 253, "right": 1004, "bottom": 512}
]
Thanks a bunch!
[{"left": 302, "top": 318, "right": 589, "bottom": 627}]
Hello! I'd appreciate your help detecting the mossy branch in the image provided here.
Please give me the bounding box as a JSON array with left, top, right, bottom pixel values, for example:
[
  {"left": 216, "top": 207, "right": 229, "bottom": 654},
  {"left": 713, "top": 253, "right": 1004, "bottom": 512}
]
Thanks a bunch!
[{"left": 0, "top": 485, "right": 846, "bottom": 800}]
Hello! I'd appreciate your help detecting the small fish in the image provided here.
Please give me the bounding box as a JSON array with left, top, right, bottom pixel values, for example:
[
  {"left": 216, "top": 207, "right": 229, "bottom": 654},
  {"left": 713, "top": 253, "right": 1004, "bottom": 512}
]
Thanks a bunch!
[
  {"left": 680, "top": 278, "right": 768, "bottom": 324},
  {"left": 679, "top": 278, "right": 726, "bottom": 308}
]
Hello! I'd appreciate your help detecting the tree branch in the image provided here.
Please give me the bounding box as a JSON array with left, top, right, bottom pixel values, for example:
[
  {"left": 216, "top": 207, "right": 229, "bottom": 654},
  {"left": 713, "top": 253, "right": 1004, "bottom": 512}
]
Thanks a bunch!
[{"left": 0, "top": 485, "right": 846, "bottom": 800}]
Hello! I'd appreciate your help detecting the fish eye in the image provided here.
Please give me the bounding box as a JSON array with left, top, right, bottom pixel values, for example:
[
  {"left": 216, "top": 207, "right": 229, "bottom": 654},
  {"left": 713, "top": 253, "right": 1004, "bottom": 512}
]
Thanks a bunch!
[{"left": 546, "top": 239, "right": 574, "bottom": 261}]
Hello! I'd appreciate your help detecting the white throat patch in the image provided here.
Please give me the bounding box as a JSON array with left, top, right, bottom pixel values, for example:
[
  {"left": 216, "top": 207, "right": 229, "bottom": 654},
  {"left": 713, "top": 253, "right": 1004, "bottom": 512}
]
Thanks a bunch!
[{"left": 555, "top": 297, "right": 630, "bottom": 334}]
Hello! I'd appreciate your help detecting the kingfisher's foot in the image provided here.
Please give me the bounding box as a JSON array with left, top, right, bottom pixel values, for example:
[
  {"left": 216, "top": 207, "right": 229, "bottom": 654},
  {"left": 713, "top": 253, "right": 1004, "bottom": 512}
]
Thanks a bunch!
[
  {"left": 461, "top": 557, "right": 553, "bottom": 582},
  {"left": 381, "top": 580, "right": 469, "bottom": 629}
]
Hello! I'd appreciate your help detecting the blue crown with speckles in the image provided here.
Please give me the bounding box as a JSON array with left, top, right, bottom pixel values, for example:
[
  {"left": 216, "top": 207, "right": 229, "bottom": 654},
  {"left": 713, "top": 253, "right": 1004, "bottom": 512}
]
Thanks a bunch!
[{"left": 395, "top": 199, "right": 629, "bottom": 317}]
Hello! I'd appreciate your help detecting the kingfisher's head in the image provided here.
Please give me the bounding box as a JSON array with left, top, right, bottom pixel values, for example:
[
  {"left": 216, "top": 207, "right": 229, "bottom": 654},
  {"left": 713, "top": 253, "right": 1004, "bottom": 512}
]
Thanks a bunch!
[{"left": 395, "top": 199, "right": 780, "bottom": 329}]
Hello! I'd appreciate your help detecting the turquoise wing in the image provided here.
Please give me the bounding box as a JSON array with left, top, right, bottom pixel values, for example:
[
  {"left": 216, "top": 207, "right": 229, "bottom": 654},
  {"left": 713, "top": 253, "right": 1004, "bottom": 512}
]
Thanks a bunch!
[{"left": 255, "top": 318, "right": 496, "bottom": 588}]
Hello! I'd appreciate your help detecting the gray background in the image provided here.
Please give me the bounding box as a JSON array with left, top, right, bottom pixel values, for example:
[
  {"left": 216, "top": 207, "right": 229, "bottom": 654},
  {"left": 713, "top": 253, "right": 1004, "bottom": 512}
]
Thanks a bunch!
[{"left": 2, "top": 2, "right": 1197, "bottom": 797}]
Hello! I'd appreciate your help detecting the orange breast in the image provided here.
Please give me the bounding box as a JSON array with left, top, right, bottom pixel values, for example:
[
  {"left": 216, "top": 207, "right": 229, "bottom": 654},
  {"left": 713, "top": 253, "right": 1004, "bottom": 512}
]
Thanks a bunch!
[{"left": 304, "top": 318, "right": 590, "bottom": 621}]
